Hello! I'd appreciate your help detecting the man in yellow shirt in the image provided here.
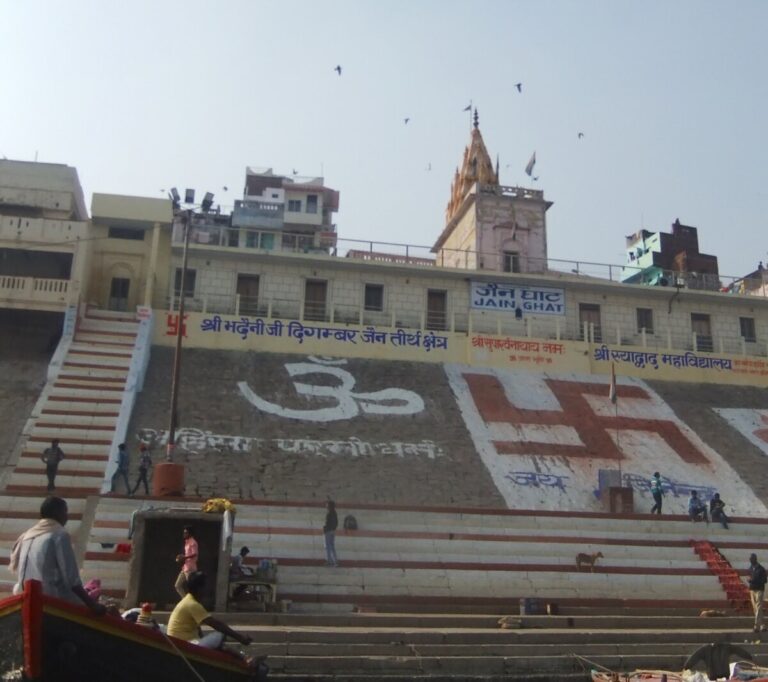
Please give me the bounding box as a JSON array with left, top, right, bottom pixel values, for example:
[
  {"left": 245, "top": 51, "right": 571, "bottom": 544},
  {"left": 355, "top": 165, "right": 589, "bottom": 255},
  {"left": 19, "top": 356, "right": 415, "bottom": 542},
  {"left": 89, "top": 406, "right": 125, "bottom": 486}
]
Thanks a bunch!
[{"left": 167, "top": 571, "right": 253, "bottom": 649}]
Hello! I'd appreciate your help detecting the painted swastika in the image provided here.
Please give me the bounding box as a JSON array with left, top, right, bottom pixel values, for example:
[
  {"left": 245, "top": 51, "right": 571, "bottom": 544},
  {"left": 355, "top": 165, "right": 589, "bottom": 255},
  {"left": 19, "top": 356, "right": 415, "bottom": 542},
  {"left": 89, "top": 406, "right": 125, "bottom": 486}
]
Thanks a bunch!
[{"left": 464, "top": 373, "right": 709, "bottom": 465}]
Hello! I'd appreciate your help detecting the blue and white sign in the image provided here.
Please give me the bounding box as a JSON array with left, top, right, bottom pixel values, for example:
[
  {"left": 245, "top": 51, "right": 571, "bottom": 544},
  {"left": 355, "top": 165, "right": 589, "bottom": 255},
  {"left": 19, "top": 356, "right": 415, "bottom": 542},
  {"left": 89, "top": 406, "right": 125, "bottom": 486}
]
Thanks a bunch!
[{"left": 470, "top": 281, "right": 566, "bottom": 315}]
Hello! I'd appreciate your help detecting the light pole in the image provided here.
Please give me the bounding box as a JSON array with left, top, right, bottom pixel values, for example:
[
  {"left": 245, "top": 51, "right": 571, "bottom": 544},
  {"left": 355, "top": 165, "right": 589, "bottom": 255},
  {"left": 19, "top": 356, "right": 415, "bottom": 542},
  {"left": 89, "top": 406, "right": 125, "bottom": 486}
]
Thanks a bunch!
[
  {"left": 153, "top": 208, "right": 192, "bottom": 495},
  {"left": 167, "top": 208, "right": 192, "bottom": 461}
]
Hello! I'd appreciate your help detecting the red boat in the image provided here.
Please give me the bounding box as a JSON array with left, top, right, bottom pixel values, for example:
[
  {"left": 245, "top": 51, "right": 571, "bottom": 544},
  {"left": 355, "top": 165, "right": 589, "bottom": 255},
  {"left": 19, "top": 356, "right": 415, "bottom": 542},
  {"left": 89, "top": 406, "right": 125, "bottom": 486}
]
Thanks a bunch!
[{"left": 0, "top": 580, "right": 263, "bottom": 681}]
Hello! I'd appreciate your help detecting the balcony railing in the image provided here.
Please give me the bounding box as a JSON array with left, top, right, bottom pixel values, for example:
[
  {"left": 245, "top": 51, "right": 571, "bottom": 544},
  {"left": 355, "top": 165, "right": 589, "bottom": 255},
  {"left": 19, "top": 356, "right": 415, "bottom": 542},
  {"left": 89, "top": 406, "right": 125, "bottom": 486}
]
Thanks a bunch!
[
  {"left": 0, "top": 275, "right": 69, "bottom": 307},
  {"left": 165, "top": 287, "right": 768, "bottom": 360}
]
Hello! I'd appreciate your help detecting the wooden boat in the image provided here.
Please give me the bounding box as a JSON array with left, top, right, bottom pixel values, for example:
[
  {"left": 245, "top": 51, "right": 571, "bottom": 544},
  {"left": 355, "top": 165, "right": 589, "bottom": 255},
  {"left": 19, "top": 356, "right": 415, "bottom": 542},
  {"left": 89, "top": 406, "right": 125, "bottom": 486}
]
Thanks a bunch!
[{"left": 0, "top": 580, "right": 263, "bottom": 681}]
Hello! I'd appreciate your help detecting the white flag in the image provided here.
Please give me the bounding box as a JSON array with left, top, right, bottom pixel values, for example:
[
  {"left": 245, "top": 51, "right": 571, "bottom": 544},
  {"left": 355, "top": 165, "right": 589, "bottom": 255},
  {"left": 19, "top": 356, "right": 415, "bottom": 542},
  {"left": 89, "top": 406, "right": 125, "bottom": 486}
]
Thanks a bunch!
[{"left": 524, "top": 152, "right": 536, "bottom": 177}]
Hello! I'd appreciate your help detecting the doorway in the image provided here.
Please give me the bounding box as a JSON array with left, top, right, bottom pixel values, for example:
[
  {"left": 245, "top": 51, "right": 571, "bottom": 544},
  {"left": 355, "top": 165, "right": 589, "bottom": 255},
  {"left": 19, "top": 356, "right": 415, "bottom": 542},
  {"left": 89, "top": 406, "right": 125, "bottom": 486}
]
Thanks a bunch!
[
  {"left": 578, "top": 303, "right": 602, "bottom": 342},
  {"left": 426, "top": 289, "right": 448, "bottom": 330},
  {"left": 304, "top": 279, "right": 327, "bottom": 321},
  {"left": 109, "top": 277, "right": 130, "bottom": 311},
  {"left": 237, "top": 274, "right": 261, "bottom": 316}
]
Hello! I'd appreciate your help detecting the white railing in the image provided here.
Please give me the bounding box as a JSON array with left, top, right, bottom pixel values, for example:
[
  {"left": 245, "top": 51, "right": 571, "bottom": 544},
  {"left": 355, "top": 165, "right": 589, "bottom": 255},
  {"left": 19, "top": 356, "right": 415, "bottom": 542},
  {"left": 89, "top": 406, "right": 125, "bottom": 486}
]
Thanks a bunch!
[{"left": 0, "top": 276, "right": 70, "bottom": 305}]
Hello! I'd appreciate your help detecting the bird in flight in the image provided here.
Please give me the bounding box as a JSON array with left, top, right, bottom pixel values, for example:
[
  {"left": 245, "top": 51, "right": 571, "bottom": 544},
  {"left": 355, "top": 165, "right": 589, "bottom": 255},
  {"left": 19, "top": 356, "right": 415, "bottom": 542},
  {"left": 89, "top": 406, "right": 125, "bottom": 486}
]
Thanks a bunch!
[
  {"left": 514, "top": 83, "right": 522, "bottom": 92},
  {"left": 577, "top": 132, "right": 585, "bottom": 139},
  {"left": 222, "top": 186, "right": 229, "bottom": 191},
  {"left": 426, "top": 163, "right": 432, "bottom": 171},
  {"left": 334, "top": 65, "right": 342, "bottom": 75},
  {"left": 292, "top": 169, "right": 298, "bottom": 175},
  {"left": 404, "top": 117, "right": 410, "bottom": 125}
]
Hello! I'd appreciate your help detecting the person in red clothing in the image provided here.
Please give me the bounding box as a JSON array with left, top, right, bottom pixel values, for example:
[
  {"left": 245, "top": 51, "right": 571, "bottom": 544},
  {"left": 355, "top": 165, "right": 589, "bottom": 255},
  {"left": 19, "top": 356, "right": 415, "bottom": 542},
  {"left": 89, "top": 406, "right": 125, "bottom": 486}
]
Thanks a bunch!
[{"left": 174, "top": 526, "right": 198, "bottom": 598}]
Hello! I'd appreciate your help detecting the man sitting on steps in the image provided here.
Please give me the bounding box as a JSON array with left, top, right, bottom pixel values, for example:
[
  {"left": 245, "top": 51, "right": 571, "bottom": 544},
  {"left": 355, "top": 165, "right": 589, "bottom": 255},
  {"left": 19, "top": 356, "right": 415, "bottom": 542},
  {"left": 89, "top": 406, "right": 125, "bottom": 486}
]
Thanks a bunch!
[{"left": 688, "top": 490, "right": 709, "bottom": 524}]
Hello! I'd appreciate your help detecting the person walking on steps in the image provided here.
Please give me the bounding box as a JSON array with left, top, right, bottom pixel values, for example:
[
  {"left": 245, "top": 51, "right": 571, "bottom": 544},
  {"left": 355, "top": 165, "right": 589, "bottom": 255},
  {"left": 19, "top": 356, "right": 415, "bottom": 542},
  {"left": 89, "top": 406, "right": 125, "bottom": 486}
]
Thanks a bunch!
[
  {"left": 323, "top": 500, "right": 339, "bottom": 567},
  {"left": 131, "top": 443, "right": 152, "bottom": 496},
  {"left": 749, "top": 553, "right": 767, "bottom": 633},
  {"left": 110, "top": 443, "right": 131, "bottom": 494},
  {"left": 41, "top": 439, "right": 65, "bottom": 492},
  {"left": 650, "top": 471, "right": 663, "bottom": 514}
]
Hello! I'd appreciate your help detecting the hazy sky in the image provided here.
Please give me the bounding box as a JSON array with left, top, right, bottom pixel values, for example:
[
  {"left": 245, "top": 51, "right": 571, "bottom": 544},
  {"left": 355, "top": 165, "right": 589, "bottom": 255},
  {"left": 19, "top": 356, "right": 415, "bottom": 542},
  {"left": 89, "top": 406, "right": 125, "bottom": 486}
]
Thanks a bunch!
[{"left": 1, "top": 0, "right": 766, "bottom": 278}]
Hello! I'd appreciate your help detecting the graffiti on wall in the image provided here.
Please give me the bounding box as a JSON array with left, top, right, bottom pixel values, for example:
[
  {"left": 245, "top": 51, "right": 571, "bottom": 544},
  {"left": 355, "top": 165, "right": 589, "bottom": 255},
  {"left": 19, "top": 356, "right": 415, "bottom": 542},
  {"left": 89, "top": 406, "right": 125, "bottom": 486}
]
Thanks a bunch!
[
  {"left": 237, "top": 357, "right": 425, "bottom": 422},
  {"left": 714, "top": 408, "right": 768, "bottom": 455},
  {"left": 445, "top": 365, "right": 767, "bottom": 515},
  {"left": 136, "top": 427, "right": 445, "bottom": 459}
]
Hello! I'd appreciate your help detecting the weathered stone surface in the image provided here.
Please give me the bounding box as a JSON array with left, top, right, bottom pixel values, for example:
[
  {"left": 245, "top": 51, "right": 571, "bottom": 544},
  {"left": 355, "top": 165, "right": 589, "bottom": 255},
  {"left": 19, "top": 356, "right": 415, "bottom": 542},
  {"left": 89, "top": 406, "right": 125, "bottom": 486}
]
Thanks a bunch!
[
  {"left": 0, "top": 311, "right": 59, "bottom": 470},
  {"left": 648, "top": 380, "right": 768, "bottom": 506},
  {"left": 128, "top": 347, "right": 506, "bottom": 507}
]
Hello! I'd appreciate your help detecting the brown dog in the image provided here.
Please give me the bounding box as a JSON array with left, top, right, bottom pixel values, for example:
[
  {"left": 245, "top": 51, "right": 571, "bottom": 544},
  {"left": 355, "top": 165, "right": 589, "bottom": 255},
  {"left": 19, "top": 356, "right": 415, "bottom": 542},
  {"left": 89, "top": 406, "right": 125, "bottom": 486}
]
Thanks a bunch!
[{"left": 576, "top": 551, "right": 604, "bottom": 572}]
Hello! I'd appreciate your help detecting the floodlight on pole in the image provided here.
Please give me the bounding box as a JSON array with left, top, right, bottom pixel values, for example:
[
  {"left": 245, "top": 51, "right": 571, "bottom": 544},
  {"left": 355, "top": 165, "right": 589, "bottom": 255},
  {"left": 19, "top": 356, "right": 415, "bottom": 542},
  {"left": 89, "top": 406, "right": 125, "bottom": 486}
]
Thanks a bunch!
[
  {"left": 184, "top": 188, "right": 195, "bottom": 204},
  {"left": 201, "top": 192, "right": 214, "bottom": 213}
]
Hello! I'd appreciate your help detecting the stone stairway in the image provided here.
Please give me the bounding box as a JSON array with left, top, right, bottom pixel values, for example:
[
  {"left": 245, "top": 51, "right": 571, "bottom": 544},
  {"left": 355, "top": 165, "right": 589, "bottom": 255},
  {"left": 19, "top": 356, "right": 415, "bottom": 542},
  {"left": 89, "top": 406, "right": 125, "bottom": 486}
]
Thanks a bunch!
[
  {"left": 692, "top": 539, "right": 751, "bottom": 612},
  {"left": 153, "top": 610, "right": 768, "bottom": 681},
  {"left": 5, "top": 307, "right": 138, "bottom": 496},
  {"left": 0, "top": 306, "right": 140, "bottom": 591},
  {"left": 80, "top": 496, "right": 768, "bottom": 614}
]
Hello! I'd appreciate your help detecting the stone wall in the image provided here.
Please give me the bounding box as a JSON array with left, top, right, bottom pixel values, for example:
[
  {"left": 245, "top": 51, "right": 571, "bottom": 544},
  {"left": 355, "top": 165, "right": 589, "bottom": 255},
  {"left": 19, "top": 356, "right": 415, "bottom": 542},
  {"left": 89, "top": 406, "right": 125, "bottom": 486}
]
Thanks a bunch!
[{"left": 128, "top": 347, "right": 505, "bottom": 506}]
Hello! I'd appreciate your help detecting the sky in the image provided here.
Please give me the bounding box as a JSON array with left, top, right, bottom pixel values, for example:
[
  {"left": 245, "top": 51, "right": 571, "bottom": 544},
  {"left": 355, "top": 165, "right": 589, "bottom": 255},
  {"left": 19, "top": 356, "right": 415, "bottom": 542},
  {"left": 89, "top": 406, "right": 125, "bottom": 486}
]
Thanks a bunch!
[{"left": 1, "top": 0, "right": 766, "bottom": 279}]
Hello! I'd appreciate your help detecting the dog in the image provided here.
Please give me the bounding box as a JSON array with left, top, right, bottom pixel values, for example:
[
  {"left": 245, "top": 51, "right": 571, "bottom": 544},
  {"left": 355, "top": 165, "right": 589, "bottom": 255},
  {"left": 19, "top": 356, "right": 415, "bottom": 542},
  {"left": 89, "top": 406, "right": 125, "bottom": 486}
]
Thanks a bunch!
[
  {"left": 699, "top": 609, "right": 727, "bottom": 618},
  {"left": 576, "top": 551, "right": 603, "bottom": 572}
]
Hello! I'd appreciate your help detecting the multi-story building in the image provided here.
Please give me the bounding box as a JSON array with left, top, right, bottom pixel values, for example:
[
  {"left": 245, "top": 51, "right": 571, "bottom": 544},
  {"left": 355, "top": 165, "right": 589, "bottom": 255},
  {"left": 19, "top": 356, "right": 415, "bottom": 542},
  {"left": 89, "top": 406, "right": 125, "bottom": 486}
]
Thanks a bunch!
[
  {"left": 0, "top": 160, "right": 90, "bottom": 314},
  {"left": 172, "top": 168, "right": 340, "bottom": 316},
  {"left": 621, "top": 218, "right": 720, "bottom": 291}
]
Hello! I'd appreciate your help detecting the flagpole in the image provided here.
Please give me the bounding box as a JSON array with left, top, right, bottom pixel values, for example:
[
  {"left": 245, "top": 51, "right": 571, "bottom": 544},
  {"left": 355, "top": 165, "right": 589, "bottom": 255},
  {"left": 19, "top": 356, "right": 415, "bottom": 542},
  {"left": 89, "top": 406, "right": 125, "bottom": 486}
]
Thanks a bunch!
[{"left": 615, "top": 400, "right": 621, "bottom": 486}]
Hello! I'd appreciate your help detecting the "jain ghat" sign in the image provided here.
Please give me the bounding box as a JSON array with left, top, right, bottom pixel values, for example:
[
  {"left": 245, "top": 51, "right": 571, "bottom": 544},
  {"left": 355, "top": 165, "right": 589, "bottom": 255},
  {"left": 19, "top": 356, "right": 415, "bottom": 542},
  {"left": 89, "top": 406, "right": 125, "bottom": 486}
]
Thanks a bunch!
[{"left": 470, "top": 281, "right": 566, "bottom": 315}]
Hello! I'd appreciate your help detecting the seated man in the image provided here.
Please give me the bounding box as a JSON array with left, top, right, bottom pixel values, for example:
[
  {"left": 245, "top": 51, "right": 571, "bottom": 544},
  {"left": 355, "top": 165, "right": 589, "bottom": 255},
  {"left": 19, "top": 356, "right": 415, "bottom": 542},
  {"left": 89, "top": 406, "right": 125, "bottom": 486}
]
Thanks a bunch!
[
  {"left": 230, "top": 546, "right": 254, "bottom": 579},
  {"left": 710, "top": 493, "right": 730, "bottom": 530},
  {"left": 167, "top": 571, "right": 253, "bottom": 650},
  {"left": 688, "top": 490, "right": 709, "bottom": 523}
]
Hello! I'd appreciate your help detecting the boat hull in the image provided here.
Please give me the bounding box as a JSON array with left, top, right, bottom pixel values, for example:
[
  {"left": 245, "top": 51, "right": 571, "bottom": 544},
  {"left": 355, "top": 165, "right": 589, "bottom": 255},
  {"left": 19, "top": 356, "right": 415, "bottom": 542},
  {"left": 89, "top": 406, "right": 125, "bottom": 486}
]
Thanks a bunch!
[{"left": 0, "top": 581, "right": 258, "bottom": 682}]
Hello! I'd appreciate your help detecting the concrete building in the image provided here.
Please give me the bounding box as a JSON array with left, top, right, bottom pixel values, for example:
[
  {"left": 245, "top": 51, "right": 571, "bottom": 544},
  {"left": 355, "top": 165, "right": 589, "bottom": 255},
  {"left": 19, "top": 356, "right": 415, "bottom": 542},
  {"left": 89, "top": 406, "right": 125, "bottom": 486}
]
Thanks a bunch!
[
  {"left": 89, "top": 193, "right": 173, "bottom": 311},
  {"left": 431, "top": 111, "right": 552, "bottom": 275},
  {"left": 173, "top": 168, "right": 340, "bottom": 316},
  {"left": 621, "top": 218, "right": 720, "bottom": 291},
  {"left": 0, "top": 160, "right": 90, "bottom": 313}
]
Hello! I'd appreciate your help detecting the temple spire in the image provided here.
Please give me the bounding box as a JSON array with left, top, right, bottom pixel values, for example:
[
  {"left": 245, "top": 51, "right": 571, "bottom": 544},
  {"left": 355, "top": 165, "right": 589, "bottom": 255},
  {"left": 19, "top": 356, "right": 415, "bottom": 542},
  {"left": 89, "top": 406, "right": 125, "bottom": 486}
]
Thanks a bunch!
[{"left": 445, "top": 113, "right": 499, "bottom": 224}]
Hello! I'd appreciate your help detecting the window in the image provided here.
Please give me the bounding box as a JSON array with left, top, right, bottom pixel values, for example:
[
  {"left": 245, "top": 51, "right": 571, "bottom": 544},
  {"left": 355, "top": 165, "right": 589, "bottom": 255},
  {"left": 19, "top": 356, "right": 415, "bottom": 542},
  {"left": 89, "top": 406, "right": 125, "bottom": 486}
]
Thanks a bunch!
[
  {"left": 108, "top": 226, "right": 144, "bottom": 241},
  {"left": 287, "top": 199, "right": 302, "bottom": 212},
  {"left": 174, "top": 268, "right": 196, "bottom": 298},
  {"left": 691, "top": 313, "right": 713, "bottom": 352},
  {"left": 306, "top": 194, "right": 318, "bottom": 214},
  {"left": 503, "top": 251, "right": 520, "bottom": 273},
  {"left": 578, "top": 303, "right": 602, "bottom": 342},
  {"left": 636, "top": 308, "right": 654, "bottom": 334},
  {"left": 364, "top": 284, "right": 384, "bottom": 312},
  {"left": 740, "top": 316, "right": 756, "bottom": 343}
]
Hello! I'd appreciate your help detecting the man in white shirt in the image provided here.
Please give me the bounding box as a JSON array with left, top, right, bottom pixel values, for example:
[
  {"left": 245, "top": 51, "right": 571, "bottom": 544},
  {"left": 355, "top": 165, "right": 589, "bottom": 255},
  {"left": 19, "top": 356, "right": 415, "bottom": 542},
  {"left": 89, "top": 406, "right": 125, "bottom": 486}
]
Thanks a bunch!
[{"left": 10, "top": 496, "right": 105, "bottom": 614}]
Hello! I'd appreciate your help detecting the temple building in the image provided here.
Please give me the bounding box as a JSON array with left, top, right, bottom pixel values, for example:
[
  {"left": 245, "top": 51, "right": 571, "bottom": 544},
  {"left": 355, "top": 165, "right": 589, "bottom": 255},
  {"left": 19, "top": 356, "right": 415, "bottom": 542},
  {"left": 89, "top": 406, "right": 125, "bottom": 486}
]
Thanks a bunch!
[{"left": 431, "top": 110, "right": 551, "bottom": 274}]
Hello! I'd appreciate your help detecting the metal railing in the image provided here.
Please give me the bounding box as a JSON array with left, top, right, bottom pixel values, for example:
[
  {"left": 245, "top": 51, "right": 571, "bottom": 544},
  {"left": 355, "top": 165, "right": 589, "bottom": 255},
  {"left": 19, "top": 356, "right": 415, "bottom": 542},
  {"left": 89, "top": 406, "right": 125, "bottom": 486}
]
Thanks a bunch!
[{"left": 169, "top": 219, "right": 768, "bottom": 297}]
